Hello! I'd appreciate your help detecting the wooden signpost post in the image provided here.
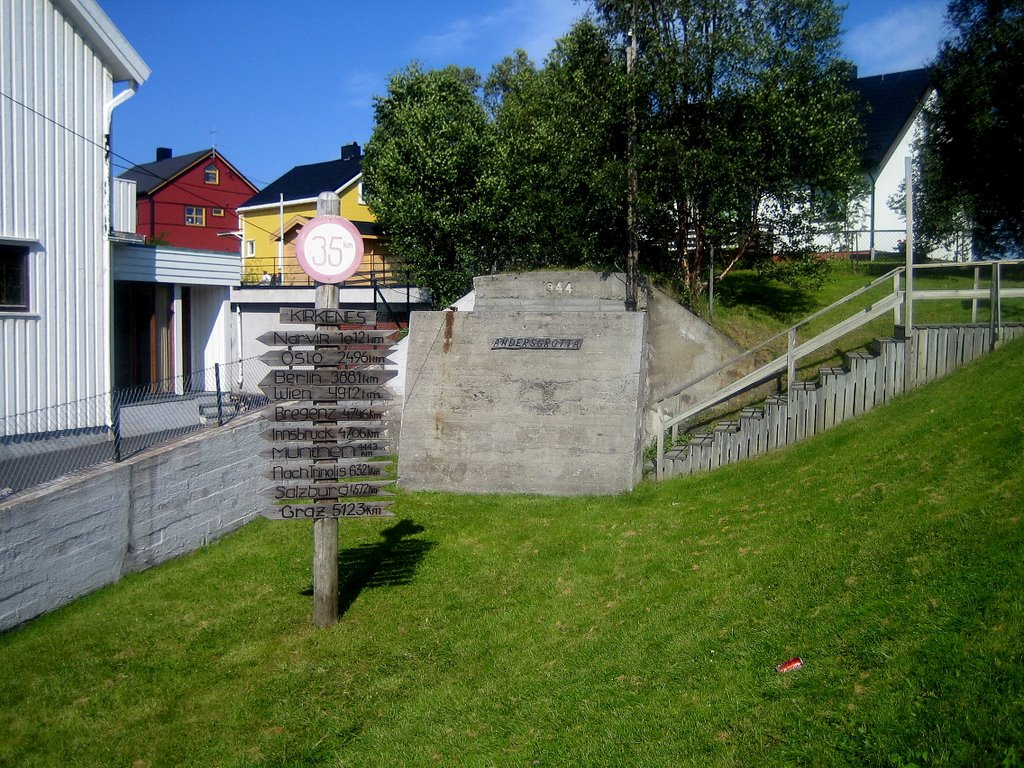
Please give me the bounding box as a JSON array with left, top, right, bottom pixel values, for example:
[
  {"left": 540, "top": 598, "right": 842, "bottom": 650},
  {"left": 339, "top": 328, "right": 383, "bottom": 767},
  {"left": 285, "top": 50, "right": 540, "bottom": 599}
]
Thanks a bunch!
[{"left": 259, "top": 191, "right": 397, "bottom": 628}]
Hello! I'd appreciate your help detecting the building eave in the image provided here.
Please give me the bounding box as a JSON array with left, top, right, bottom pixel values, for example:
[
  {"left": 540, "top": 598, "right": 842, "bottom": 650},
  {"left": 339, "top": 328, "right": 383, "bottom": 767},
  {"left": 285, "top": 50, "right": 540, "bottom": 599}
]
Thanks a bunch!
[{"left": 52, "top": 0, "right": 150, "bottom": 85}]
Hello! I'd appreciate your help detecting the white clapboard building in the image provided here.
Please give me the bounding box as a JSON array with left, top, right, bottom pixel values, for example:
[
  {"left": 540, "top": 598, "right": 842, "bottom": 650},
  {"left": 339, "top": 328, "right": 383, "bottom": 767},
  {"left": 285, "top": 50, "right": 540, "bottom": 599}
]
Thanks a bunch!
[{"left": 1, "top": 0, "right": 149, "bottom": 436}]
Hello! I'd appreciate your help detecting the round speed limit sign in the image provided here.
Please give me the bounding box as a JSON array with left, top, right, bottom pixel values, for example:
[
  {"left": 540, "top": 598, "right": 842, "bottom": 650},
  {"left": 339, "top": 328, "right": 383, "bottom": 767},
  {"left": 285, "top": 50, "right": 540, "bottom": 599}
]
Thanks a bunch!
[{"left": 294, "top": 215, "right": 365, "bottom": 284}]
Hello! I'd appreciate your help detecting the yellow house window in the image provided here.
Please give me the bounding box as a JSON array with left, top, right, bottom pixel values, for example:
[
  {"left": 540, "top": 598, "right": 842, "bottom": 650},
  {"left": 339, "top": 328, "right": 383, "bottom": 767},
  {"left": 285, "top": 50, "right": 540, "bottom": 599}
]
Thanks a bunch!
[
  {"left": 204, "top": 164, "right": 219, "bottom": 185},
  {"left": 185, "top": 206, "right": 205, "bottom": 226}
]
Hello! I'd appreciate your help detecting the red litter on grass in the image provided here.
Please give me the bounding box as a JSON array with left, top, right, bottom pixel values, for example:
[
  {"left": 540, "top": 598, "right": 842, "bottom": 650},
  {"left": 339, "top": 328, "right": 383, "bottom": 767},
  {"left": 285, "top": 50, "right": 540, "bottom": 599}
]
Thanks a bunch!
[{"left": 776, "top": 657, "right": 804, "bottom": 673}]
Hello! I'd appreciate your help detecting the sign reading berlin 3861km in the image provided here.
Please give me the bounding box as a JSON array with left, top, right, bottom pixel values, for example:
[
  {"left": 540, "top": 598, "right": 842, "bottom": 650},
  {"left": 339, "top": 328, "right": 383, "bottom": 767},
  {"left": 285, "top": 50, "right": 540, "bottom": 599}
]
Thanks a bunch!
[{"left": 294, "top": 215, "right": 365, "bottom": 284}]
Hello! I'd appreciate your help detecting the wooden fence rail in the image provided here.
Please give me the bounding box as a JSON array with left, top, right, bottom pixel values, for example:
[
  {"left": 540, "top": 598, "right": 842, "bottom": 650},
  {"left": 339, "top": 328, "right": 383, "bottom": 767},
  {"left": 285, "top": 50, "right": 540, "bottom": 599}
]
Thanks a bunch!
[{"left": 653, "top": 259, "right": 1024, "bottom": 480}]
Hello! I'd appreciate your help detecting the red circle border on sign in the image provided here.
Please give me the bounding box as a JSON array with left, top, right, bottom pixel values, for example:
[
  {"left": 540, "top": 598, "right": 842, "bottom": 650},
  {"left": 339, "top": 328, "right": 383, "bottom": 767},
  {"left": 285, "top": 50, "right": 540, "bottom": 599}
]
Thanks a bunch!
[{"left": 294, "top": 215, "right": 366, "bottom": 284}]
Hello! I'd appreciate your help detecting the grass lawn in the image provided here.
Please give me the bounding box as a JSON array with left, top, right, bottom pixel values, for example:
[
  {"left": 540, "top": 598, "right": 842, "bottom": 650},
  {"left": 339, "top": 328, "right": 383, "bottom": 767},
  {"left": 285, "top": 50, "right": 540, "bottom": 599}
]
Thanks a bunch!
[
  {"left": 712, "top": 260, "right": 1024, "bottom": 368},
  {"left": 1, "top": 344, "right": 1023, "bottom": 766}
]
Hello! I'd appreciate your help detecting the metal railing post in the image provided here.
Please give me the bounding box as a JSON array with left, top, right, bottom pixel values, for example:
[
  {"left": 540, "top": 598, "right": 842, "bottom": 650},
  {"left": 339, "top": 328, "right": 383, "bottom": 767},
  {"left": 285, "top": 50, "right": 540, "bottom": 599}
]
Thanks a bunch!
[
  {"left": 112, "top": 391, "right": 123, "bottom": 462},
  {"left": 656, "top": 404, "right": 665, "bottom": 481},
  {"left": 215, "top": 363, "right": 224, "bottom": 426}
]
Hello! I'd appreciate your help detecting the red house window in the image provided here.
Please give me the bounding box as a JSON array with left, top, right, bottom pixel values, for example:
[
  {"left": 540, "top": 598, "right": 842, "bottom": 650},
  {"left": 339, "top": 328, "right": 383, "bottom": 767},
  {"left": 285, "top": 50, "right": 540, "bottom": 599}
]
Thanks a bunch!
[
  {"left": 204, "top": 164, "right": 219, "bottom": 185},
  {"left": 185, "top": 206, "right": 206, "bottom": 226}
]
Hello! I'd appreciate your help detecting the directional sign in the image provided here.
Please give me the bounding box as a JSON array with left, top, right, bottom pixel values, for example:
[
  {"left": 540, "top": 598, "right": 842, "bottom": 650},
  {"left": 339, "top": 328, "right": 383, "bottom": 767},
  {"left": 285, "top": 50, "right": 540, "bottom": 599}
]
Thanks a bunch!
[
  {"left": 257, "top": 329, "right": 401, "bottom": 347},
  {"left": 261, "top": 443, "right": 391, "bottom": 462},
  {"left": 266, "top": 403, "right": 391, "bottom": 422},
  {"left": 261, "top": 424, "right": 389, "bottom": 443},
  {"left": 259, "top": 384, "right": 394, "bottom": 402},
  {"left": 280, "top": 308, "right": 376, "bottom": 326},
  {"left": 261, "top": 481, "right": 395, "bottom": 500},
  {"left": 261, "top": 501, "right": 395, "bottom": 520},
  {"left": 260, "top": 349, "right": 395, "bottom": 368},
  {"left": 260, "top": 369, "right": 397, "bottom": 388},
  {"left": 265, "top": 460, "right": 393, "bottom": 482}
]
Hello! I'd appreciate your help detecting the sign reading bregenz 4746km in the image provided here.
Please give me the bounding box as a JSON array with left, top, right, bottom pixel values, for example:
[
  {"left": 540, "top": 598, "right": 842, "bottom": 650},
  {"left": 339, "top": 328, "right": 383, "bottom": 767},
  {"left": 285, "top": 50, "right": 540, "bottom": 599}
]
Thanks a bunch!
[{"left": 259, "top": 309, "right": 399, "bottom": 520}]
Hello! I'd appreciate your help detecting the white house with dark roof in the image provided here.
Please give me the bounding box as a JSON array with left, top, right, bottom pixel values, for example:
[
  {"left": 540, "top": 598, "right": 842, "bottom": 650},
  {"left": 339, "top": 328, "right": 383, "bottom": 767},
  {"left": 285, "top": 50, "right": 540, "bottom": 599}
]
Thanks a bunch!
[
  {"left": 851, "top": 68, "right": 934, "bottom": 258},
  {"left": 1, "top": 0, "right": 149, "bottom": 437},
  {"left": 817, "top": 68, "right": 938, "bottom": 259}
]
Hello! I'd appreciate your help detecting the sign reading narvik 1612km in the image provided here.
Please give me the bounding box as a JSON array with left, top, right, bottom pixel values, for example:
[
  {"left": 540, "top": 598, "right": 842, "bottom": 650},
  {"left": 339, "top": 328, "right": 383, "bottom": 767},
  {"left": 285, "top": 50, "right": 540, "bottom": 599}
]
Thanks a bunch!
[{"left": 259, "top": 305, "right": 399, "bottom": 521}]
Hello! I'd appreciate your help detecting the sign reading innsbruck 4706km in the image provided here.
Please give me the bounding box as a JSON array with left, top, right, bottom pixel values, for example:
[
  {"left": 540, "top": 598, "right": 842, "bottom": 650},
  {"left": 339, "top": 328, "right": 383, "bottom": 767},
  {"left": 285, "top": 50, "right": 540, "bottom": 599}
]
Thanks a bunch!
[{"left": 259, "top": 307, "right": 399, "bottom": 521}]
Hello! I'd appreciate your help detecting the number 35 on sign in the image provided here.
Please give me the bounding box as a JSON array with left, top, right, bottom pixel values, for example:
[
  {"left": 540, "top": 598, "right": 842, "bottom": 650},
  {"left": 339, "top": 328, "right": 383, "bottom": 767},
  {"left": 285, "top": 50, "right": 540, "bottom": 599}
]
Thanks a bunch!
[{"left": 294, "top": 215, "right": 365, "bottom": 284}]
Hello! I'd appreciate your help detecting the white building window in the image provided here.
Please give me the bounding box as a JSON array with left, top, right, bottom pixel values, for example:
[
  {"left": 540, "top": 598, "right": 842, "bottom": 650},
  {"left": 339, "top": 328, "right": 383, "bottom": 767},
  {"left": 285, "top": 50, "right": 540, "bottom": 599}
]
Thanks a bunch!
[{"left": 0, "top": 243, "right": 30, "bottom": 311}]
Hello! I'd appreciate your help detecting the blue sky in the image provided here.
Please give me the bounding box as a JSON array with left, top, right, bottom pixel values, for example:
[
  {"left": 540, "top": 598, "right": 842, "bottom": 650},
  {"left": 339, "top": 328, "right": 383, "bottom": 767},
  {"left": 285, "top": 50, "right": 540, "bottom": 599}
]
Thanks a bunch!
[{"left": 100, "top": 0, "right": 949, "bottom": 188}]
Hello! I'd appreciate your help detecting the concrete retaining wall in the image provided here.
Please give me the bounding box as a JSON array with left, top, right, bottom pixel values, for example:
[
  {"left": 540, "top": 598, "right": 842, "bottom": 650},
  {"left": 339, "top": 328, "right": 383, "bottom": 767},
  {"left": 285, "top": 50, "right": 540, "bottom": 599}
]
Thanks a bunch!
[
  {"left": 399, "top": 306, "right": 647, "bottom": 496},
  {"left": 0, "top": 411, "right": 262, "bottom": 632}
]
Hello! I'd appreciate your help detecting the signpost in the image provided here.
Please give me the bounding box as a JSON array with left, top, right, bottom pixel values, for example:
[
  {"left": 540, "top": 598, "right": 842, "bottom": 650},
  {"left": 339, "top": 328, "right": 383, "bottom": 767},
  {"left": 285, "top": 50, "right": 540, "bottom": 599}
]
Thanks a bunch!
[{"left": 260, "top": 192, "right": 396, "bottom": 628}]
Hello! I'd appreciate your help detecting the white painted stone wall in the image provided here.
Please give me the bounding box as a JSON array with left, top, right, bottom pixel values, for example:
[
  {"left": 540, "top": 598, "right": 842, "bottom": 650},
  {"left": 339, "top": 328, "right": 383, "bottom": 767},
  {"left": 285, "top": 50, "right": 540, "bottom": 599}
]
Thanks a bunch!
[{"left": 0, "top": 412, "right": 263, "bottom": 632}]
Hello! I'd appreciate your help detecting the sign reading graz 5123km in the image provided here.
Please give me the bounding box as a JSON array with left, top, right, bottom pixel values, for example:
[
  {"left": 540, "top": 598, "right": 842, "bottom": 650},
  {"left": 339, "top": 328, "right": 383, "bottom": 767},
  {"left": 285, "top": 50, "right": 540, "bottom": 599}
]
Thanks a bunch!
[{"left": 261, "top": 501, "right": 394, "bottom": 520}]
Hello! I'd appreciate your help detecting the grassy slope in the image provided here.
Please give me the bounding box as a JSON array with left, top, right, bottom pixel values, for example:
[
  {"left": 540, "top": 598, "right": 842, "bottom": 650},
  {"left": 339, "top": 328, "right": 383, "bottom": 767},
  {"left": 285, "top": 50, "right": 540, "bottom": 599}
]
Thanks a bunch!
[
  {"left": 711, "top": 260, "right": 1024, "bottom": 376},
  {"left": 1, "top": 337, "right": 1022, "bottom": 766}
]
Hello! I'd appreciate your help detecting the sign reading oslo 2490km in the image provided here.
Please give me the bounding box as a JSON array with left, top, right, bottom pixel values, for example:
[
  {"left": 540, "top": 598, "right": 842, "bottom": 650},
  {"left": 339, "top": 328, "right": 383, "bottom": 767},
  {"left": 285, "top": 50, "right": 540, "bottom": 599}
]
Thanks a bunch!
[{"left": 294, "top": 215, "right": 365, "bottom": 284}]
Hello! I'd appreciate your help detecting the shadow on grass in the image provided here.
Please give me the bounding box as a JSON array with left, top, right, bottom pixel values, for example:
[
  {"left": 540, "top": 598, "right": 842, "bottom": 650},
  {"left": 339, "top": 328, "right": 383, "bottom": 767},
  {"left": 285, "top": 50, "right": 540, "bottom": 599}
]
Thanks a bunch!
[
  {"left": 715, "top": 272, "right": 819, "bottom": 321},
  {"left": 332, "top": 519, "right": 434, "bottom": 616}
]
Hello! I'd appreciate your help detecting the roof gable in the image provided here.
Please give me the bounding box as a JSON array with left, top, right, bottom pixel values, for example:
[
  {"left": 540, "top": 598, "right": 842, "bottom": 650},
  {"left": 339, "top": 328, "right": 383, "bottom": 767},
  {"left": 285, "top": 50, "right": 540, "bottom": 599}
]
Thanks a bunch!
[
  {"left": 853, "top": 68, "right": 932, "bottom": 176},
  {"left": 117, "top": 149, "right": 257, "bottom": 196},
  {"left": 240, "top": 156, "right": 362, "bottom": 209}
]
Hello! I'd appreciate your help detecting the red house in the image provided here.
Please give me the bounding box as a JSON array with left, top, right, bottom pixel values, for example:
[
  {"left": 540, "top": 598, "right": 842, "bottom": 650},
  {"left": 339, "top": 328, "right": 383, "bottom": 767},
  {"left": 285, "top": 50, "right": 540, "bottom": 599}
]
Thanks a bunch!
[{"left": 117, "top": 148, "right": 257, "bottom": 252}]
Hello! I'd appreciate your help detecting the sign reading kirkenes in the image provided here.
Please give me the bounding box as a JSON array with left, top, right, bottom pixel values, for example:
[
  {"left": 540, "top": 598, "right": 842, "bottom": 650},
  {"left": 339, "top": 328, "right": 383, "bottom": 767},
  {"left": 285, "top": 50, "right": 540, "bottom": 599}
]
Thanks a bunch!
[{"left": 259, "top": 307, "right": 397, "bottom": 521}]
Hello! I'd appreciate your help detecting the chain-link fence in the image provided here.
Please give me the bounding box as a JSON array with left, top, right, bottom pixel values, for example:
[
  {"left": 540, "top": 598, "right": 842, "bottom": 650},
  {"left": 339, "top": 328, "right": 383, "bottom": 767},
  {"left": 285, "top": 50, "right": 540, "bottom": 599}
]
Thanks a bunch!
[
  {"left": 0, "top": 357, "right": 269, "bottom": 499},
  {"left": 813, "top": 229, "right": 907, "bottom": 259}
]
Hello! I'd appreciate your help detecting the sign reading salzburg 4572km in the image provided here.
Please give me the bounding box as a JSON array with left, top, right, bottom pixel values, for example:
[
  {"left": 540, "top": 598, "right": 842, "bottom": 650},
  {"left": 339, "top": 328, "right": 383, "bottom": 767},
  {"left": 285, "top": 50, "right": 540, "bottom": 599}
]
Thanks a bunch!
[{"left": 294, "top": 215, "right": 365, "bottom": 284}]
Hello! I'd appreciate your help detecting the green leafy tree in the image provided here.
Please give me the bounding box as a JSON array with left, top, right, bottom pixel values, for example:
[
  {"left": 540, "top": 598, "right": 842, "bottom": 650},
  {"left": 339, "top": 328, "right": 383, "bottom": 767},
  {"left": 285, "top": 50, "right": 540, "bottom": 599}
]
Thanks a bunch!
[
  {"left": 362, "top": 64, "right": 495, "bottom": 308},
  {"left": 593, "top": 0, "right": 863, "bottom": 300},
  {"left": 915, "top": 0, "right": 1024, "bottom": 257},
  {"left": 485, "top": 21, "right": 630, "bottom": 271}
]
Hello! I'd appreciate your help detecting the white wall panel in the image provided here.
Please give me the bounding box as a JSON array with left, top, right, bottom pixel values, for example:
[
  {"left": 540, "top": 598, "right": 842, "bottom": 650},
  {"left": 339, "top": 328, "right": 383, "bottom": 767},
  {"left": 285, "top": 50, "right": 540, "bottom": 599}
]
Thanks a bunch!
[{"left": 0, "top": 0, "right": 124, "bottom": 435}]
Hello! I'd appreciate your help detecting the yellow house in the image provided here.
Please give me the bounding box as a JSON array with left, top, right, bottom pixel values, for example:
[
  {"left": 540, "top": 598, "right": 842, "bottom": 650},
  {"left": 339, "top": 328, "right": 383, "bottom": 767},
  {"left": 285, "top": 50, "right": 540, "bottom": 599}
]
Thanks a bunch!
[{"left": 237, "top": 142, "right": 396, "bottom": 286}]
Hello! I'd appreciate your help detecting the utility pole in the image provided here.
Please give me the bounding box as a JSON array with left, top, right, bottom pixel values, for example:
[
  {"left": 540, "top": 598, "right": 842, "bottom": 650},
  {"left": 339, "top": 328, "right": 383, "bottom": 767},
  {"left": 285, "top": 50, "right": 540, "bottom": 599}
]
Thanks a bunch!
[{"left": 625, "top": 7, "right": 640, "bottom": 312}]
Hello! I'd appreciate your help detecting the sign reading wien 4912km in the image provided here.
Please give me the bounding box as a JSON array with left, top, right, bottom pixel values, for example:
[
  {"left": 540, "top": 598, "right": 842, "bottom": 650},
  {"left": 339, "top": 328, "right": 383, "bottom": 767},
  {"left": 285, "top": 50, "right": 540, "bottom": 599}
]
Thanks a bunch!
[{"left": 258, "top": 306, "right": 400, "bottom": 521}]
